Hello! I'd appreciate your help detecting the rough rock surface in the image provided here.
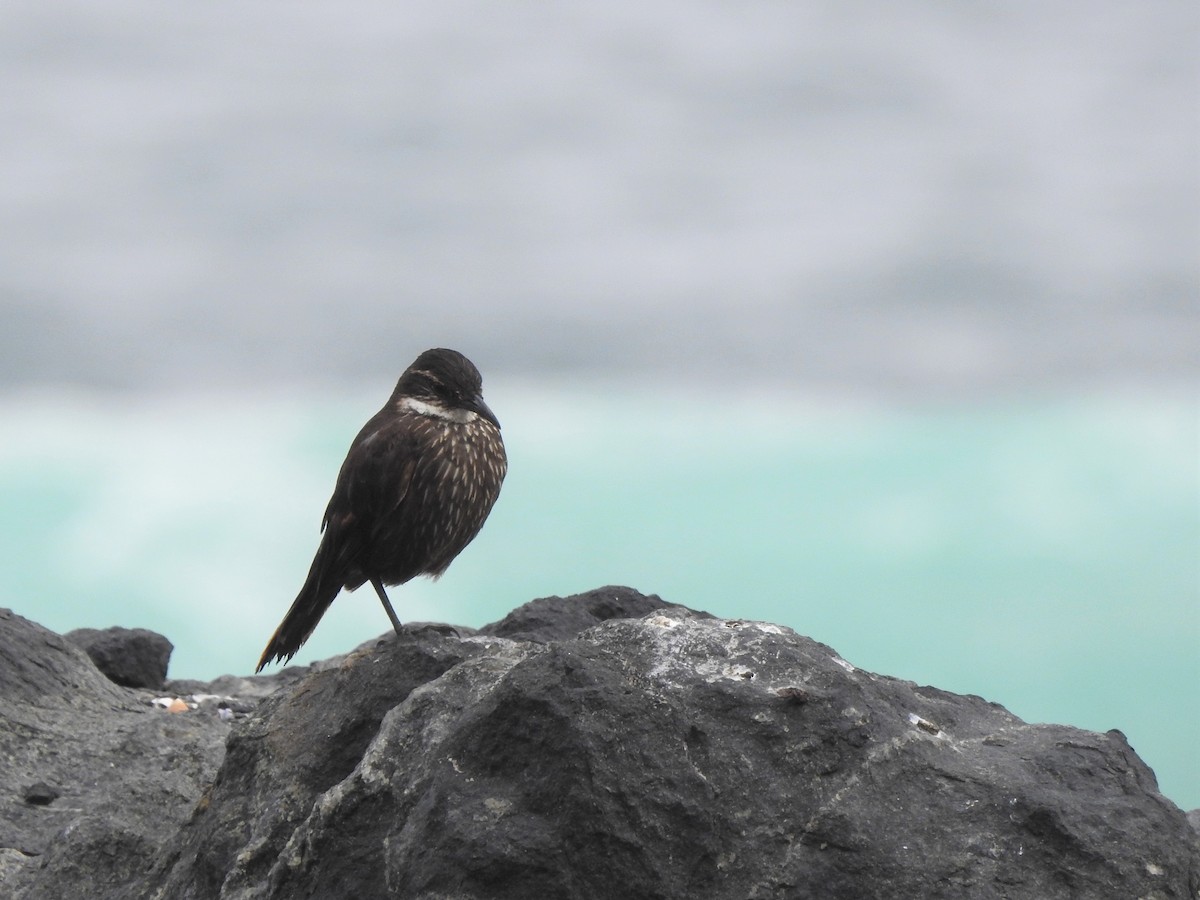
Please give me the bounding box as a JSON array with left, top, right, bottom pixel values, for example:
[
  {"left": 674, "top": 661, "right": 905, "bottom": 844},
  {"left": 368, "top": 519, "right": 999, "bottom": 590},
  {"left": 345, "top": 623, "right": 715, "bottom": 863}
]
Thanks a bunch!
[
  {"left": 65, "top": 625, "right": 174, "bottom": 689},
  {"left": 0, "top": 609, "right": 307, "bottom": 899},
  {"left": 2, "top": 591, "right": 1197, "bottom": 899},
  {"left": 479, "top": 584, "right": 701, "bottom": 642}
]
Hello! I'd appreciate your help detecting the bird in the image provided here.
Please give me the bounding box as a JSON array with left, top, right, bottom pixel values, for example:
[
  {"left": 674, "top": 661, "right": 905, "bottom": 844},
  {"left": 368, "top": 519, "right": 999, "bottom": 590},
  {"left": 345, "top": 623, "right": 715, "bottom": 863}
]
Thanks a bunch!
[{"left": 255, "top": 348, "right": 507, "bottom": 671}]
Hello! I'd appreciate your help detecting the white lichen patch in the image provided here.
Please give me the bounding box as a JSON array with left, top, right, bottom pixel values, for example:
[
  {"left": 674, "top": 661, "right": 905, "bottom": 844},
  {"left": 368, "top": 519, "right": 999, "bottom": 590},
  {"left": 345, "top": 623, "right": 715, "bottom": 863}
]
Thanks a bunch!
[
  {"left": 722, "top": 619, "right": 787, "bottom": 635},
  {"left": 483, "top": 797, "right": 512, "bottom": 819},
  {"left": 639, "top": 615, "right": 816, "bottom": 700},
  {"left": 1145, "top": 861, "right": 1164, "bottom": 876},
  {"left": 751, "top": 623, "right": 786, "bottom": 635},
  {"left": 460, "top": 633, "right": 521, "bottom": 651}
]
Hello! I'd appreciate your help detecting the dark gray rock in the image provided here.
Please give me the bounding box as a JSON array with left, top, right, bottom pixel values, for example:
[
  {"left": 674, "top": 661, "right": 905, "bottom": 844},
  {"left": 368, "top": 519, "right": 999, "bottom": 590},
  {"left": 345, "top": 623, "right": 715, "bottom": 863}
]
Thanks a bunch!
[
  {"left": 480, "top": 583, "right": 703, "bottom": 642},
  {"left": 139, "top": 629, "right": 489, "bottom": 899},
  {"left": 1, "top": 609, "right": 133, "bottom": 868},
  {"left": 3, "top": 593, "right": 1197, "bottom": 900},
  {"left": 144, "top": 595, "right": 1196, "bottom": 900},
  {"left": 0, "top": 609, "right": 281, "bottom": 900},
  {"left": 65, "top": 625, "right": 173, "bottom": 689}
]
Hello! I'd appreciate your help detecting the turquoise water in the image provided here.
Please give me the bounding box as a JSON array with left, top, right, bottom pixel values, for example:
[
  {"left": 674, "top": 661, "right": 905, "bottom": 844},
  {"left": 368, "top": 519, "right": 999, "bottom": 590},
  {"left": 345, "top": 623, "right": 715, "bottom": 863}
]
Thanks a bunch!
[{"left": 1, "top": 384, "right": 1196, "bottom": 810}]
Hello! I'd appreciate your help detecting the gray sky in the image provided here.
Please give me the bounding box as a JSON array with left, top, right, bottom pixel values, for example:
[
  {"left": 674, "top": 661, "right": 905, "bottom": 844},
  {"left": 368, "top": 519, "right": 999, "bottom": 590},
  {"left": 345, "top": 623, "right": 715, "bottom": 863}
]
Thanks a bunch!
[{"left": 2, "top": 1, "right": 1196, "bottom": 392}]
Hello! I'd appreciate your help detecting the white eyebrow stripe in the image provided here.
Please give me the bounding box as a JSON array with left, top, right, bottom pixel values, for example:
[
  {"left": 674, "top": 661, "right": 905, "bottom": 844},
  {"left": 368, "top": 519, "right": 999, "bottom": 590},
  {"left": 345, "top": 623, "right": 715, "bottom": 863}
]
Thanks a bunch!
[{"left": 399, "top": 397, "right": 476, "bottom": 424}]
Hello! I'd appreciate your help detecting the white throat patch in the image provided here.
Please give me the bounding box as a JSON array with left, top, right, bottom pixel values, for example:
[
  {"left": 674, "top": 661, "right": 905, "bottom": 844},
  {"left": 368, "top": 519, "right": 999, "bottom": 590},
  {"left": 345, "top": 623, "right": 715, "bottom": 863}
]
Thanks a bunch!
[{"left": 399, "top": 396, "right": 476, "bottom": 424}]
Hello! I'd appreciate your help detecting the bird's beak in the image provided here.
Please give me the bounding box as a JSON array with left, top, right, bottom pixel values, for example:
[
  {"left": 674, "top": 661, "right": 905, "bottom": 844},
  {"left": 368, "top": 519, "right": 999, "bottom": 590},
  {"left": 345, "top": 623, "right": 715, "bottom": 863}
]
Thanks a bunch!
[{"left": 469, "top": 395, "right": 501, "bottom": 429}]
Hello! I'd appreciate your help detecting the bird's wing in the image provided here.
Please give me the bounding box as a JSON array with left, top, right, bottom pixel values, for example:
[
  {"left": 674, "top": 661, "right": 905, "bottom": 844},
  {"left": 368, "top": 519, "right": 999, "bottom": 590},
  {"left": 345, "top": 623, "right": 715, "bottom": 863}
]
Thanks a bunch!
[{"left": 324, "top": 412, "right": 423, "bottom": 531}]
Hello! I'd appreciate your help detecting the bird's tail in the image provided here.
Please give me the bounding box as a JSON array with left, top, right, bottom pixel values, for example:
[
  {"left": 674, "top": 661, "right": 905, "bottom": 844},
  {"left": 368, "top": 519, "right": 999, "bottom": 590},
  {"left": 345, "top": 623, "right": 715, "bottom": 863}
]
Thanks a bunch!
[{"left": 255, "top": 535, "right": 348, "bottom": 672}]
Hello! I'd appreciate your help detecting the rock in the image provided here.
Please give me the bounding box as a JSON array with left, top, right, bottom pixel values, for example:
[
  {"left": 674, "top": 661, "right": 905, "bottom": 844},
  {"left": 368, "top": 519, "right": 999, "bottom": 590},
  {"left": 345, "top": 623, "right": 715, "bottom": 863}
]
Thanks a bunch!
[
  {"left": 65, "top": 626, "right": 173, "bottom": 689},
  {"left": 0, "top": 609, "right": 279, "bottom": 900},
  {"left": 142, "top": 595, "right": 1197, "bottom": 900},
  {"left": 479, "top": 583, "right": 703, "bottom": 642},
  {"left": 3, "top": 594, "right": 1197, "bottom": 900},
  {"left": 139, "top": 629, "right": 490, "bottom": 900},
  {"left": 0, "top": 850, "right": 30, "bottom": 893}
]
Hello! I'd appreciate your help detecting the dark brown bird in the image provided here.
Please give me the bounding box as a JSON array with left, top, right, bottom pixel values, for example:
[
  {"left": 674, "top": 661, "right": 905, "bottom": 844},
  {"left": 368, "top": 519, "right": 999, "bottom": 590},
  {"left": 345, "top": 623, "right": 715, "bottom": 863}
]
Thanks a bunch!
[{"left": 256, "top": 348, "right": 507, "bottom": 671}]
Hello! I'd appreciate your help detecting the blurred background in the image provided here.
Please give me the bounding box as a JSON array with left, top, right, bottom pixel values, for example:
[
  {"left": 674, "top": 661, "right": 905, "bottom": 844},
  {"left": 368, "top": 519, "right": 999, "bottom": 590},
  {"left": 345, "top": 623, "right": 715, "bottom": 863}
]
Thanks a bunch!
[{"left": 0, "top": 2, "right": 1196, "bottom": 808}]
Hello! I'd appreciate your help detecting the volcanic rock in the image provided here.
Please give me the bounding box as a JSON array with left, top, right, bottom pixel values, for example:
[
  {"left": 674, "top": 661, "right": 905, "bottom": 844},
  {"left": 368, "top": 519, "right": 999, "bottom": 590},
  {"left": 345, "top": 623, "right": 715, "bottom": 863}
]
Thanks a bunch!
[
  {"left": 65, "top": 625, "right": 173, "bottom": 689},
  {"left": 1, "top": 593, "right": 1196, "bottom": 899}
]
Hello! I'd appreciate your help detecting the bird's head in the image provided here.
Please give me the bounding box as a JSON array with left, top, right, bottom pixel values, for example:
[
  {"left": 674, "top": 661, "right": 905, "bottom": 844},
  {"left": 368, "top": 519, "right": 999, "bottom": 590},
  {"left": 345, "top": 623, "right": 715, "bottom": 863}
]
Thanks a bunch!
[{"left": 393, "top": 348, "right": 500, "bottom": 428}]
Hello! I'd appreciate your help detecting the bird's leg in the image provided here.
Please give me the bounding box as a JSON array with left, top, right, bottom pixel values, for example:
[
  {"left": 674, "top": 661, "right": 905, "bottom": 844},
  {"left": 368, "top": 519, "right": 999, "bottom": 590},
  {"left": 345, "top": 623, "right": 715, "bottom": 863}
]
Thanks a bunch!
[{"left": 370, "top": 577, "right": 404, "bottom": 634}]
